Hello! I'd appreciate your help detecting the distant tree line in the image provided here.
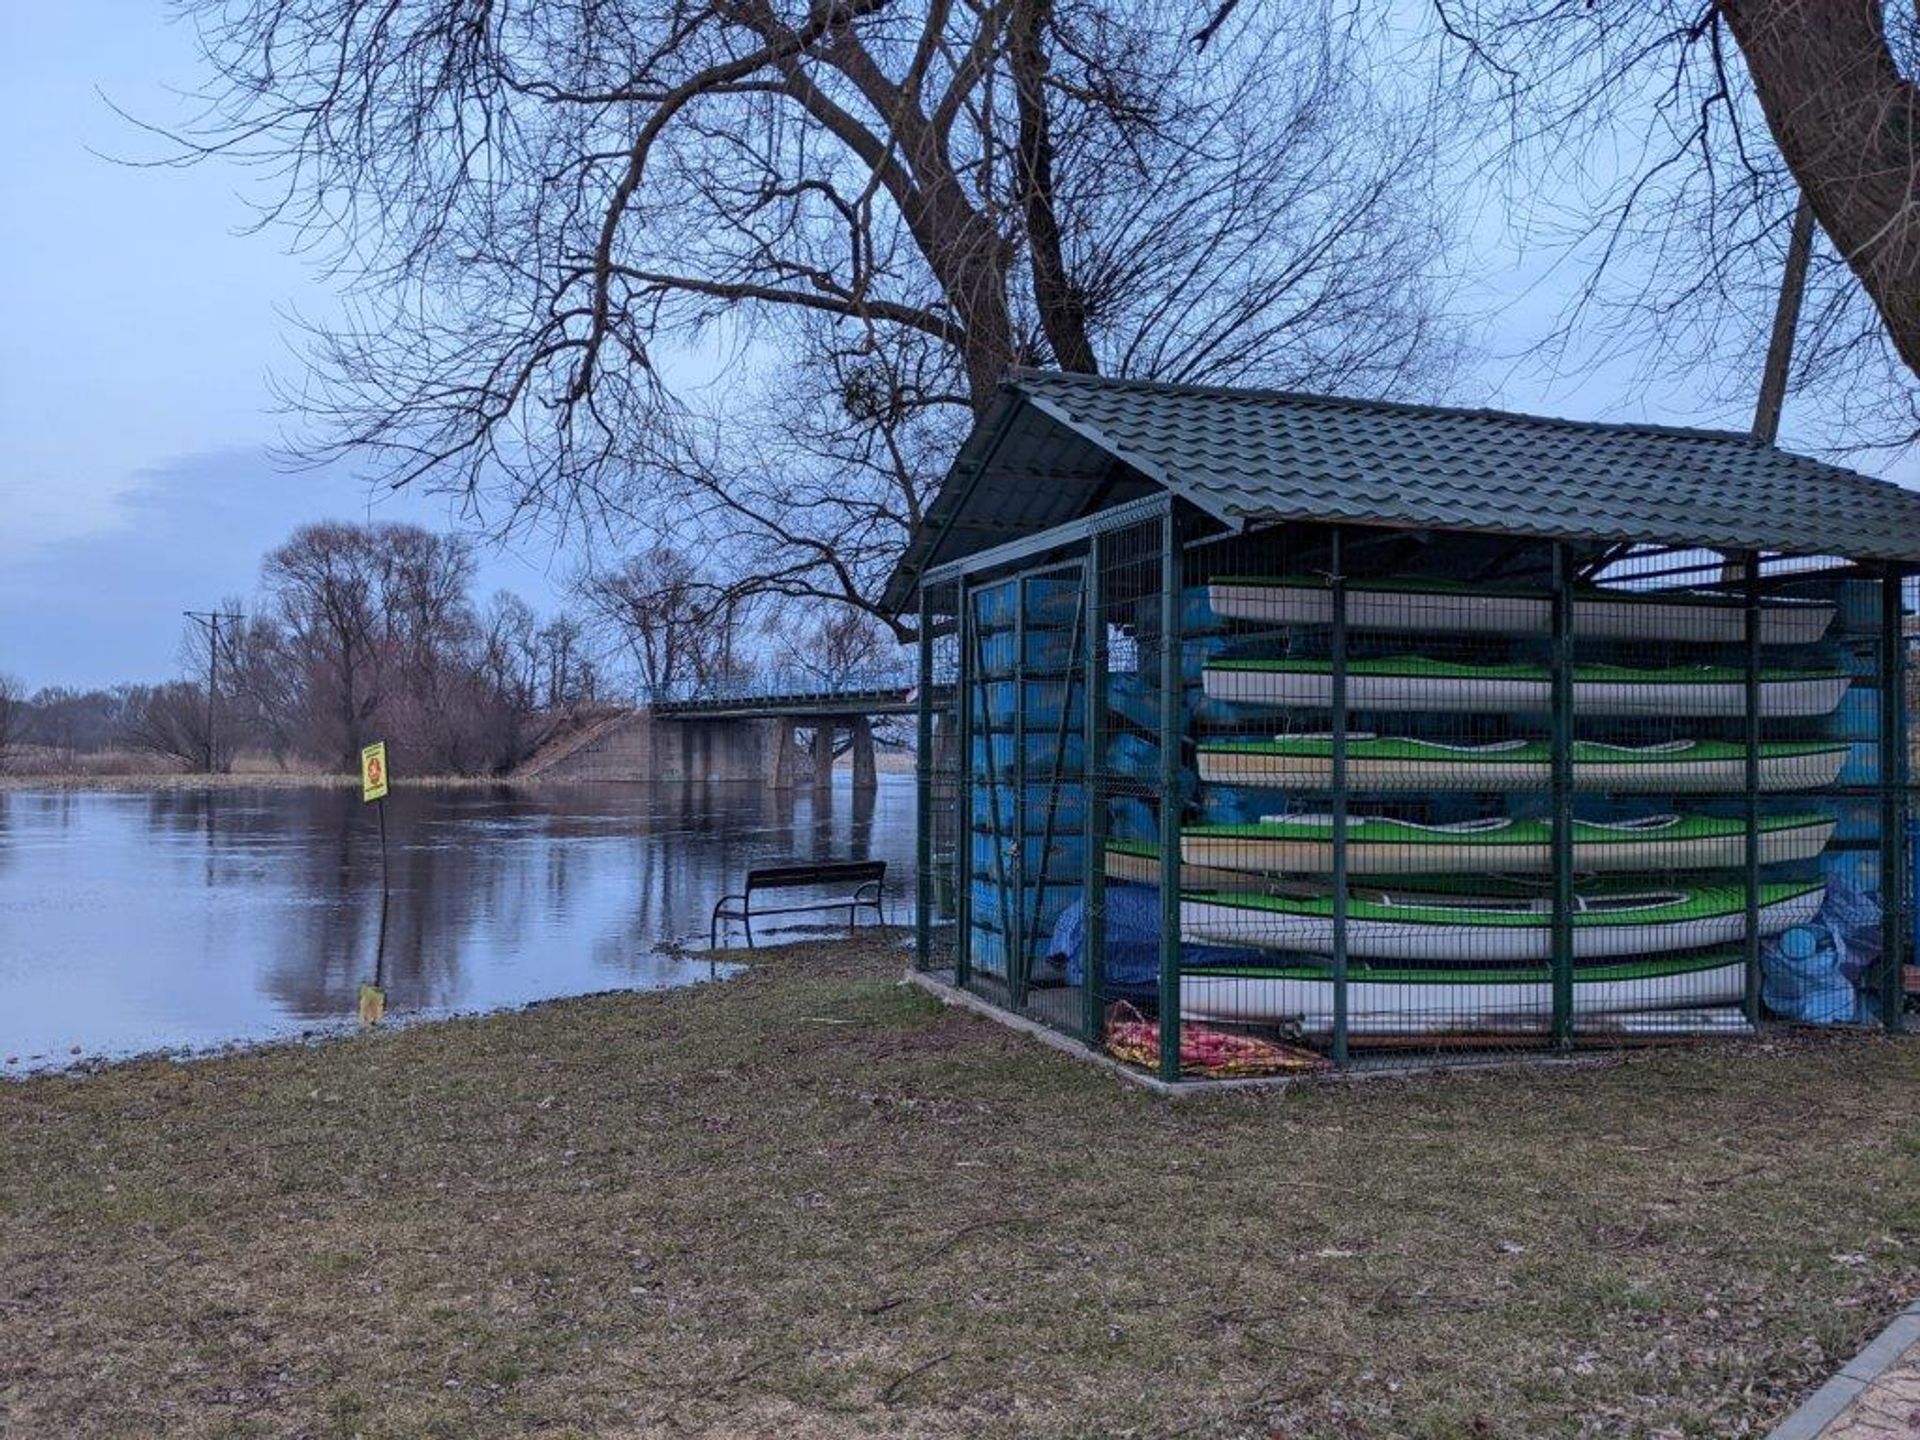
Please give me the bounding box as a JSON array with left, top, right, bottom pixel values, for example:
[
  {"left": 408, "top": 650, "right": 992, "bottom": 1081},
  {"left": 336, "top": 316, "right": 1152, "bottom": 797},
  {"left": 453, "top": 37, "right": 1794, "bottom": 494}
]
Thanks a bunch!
[
  {"left": 0, "top": 522, "right": 906, "bottom": 778},
  {"left": 2, "top": 521, "right": 597, "bottom": 778}
]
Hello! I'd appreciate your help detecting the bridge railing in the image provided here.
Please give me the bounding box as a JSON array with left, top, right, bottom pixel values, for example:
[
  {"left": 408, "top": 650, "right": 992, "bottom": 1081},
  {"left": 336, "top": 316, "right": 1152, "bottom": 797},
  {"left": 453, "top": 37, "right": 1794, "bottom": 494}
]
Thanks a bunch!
[{"left": 643, "top": 660, "right": 930, "bottom": 709}]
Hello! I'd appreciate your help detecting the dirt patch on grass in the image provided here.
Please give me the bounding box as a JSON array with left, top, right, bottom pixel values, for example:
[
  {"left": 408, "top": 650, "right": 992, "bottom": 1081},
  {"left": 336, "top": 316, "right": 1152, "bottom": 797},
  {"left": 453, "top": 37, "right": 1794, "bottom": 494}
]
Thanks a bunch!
[{"left": 2, "top": 937, "right": 1915, "bottom": 1438}]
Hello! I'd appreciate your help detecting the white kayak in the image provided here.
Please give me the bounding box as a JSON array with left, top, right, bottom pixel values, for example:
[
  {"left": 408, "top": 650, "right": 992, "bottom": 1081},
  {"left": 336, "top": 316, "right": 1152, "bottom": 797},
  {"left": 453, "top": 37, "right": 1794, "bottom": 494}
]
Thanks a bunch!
[
  {"left": 1195, "top": 735, "right": 1851, "bottom": 793},
  {"left": 1179, "top": 812, "right": 1834, "bottom": 876},
  {"left": 1178, "top": 880, "right": 1824, "bottom": 961},
  {"left": 1180, "top": 952, "right": 1749, "bottom": 1028},
  {"left": 1104, "top": 842, "right": 1269, "bottom": 891},
  {"left": 1201, "top": 658, "right": 1851, "bottom": 718},
  {"left": 1207, "top": 576, "right": 1835, "bottom": 645}
]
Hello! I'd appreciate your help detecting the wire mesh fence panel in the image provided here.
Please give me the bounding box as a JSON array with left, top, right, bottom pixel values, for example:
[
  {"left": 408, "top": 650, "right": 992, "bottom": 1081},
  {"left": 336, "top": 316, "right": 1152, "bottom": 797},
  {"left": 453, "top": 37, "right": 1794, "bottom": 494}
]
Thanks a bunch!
[
  {"left": 944, "top": 560, "right": 1093, "bottom": 1033},
  {"left": 1085, "top": 514, "right": 1188, "bottom": 1073},
  {"left": 917, "top": 512, "right": 1912, "bottom": 1080}
]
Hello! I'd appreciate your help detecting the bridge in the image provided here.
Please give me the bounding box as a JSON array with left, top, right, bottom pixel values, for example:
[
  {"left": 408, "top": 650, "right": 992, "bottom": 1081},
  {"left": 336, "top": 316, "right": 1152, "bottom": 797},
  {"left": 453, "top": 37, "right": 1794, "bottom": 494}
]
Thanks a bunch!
[
  {"left": 647, "top": 663, "right": 920, "bottom": 720},
  {"left": 648, "top": 664, "right": 926, "bottom": 789},
  {"left": 521, "top": 664, "right": 938, "bottom": 788}
]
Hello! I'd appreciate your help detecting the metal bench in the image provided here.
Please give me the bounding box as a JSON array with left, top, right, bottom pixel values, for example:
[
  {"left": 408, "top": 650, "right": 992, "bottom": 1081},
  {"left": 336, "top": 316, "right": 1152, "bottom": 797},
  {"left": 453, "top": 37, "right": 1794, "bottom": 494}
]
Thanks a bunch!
[{"left": 709, "top": 860, "right": 888, "bottom": 947}]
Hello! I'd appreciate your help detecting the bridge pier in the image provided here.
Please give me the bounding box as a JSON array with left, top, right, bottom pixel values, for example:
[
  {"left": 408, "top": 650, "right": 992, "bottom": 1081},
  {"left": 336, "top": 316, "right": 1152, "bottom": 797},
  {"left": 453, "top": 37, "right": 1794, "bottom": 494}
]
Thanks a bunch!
[
  {"left": 849, "top": 715, "right": 876, "bottom": 791},
  {"left": 515, "top": 712, "right": 778, "bottom": 783},
  {"left": 772, "top": 717, "right": 798, "bottom": 789},
  {"left": 811, "top": 721, "right": 837, "bottom": 789},
  {"left": 613, "top": 668, "right": 916, "bottom": 792}
]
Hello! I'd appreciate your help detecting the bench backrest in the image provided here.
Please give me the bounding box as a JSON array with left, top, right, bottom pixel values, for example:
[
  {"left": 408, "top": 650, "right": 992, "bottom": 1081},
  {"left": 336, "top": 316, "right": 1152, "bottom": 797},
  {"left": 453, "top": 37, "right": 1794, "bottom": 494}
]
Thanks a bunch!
[{"left": 744, "top": 861, "right": 886, "bottom": 893}]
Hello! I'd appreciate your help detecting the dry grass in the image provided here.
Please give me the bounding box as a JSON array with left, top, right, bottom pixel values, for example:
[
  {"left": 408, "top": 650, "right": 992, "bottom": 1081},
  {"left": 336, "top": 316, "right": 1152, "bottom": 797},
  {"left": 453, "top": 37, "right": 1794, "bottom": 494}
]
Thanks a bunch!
[{"left": 1, "top": 937, "right": 1914, "bottom": 1439}]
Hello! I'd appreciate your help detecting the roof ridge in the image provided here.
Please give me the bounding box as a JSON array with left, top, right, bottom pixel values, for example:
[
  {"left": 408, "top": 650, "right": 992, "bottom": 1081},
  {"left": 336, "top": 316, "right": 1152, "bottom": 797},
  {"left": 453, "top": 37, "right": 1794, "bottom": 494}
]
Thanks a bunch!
[{"left": 1006, "top": 368, "right": 1779, "bottom": 450}]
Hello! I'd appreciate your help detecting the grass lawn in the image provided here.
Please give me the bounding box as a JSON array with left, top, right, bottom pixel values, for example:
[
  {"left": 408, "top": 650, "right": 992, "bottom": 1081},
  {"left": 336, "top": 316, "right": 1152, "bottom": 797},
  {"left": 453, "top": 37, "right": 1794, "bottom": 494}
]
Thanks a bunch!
[{"left": 2, "top": 936, "right": 1914, "bottom": 1439}]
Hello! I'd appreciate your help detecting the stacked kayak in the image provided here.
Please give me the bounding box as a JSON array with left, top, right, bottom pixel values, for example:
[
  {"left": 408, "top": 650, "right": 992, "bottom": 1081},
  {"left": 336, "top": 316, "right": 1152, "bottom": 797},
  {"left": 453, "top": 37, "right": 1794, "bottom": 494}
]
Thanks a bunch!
[
  {"left": 1181, "top": 951, "right": 1750, "bottom": 1030},
  {"left": 1202, "top": 657, "right": 1851, "bottom": 718},
  {"left": 1179, "top": 811, "right": 1835, "bottom": 876},
  {"left": 1206, "top": 576, "right": 1836, "bottom": 645},
  {"left": 1179, "top": 879, "right": 1825, "bottom": 962},
  {"left": 1195, "top": 736, "right": 1850, "bottom": 792},
  {"left": 1099, "top": 566, "right": 1850, "bottom": 1038},
  {"left": 1105, "top": 839, "right": 1268, "bottom": 892}
]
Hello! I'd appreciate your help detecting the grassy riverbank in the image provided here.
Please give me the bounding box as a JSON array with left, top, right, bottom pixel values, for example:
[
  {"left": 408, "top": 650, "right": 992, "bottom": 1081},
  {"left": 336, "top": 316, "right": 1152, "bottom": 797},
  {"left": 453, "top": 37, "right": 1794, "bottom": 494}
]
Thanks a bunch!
[{"left": 2, "top": 937, "right": 1915, "bottom": 1438}]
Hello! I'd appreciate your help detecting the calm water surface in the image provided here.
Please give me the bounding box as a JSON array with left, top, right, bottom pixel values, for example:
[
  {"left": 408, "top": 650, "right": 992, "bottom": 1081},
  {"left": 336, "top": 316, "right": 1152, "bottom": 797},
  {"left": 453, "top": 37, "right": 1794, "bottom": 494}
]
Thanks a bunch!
[{"left": 0, "top": 778, "right": 915, "bottom": 1072}]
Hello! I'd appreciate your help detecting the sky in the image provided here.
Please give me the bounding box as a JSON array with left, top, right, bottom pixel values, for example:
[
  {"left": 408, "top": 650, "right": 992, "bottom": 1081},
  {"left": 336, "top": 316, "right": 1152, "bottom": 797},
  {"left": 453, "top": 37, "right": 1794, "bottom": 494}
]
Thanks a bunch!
[
  {"left": 0, "top": 3, "right": 1911, "bottom": 691},
  {"left": 0, "top": 3, "right": 573, "bottom": 689}
]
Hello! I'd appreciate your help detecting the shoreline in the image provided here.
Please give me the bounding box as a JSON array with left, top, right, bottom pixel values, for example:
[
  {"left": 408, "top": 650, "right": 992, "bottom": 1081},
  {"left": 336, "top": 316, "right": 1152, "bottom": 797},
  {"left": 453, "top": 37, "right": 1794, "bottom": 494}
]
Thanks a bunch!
[
  {"left": 0, "top": 771, "right": 530, "bottom": 794},
  {"left": 1, "top": 758, "right": 917, "bottom": 793},
  {"left": 2, "top": 955, "right": 746, "bottom": 1081}
]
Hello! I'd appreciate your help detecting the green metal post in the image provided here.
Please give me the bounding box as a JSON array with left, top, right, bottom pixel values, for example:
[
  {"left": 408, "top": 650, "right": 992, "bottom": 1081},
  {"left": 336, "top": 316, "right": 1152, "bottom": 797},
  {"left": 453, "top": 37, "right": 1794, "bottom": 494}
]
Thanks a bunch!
[
  {"left": 1742, "top": 552, "right": 1763, "bottom": 1024},
  {"left": 914, "top": 584, "right": 934, "bottom": 970},
  {"left": 1329, "top": 529, "right": 1350, "bottom": 1067},
  {"left": 954, "top": 578, "right": 974, "bottom": 987},
  {"left": 1011, "top": 587, "right": 1029, "bottom": 1006},
  {"left": 1157, "top": 514, "right": 1183, "bottom": 1083},
  {"left": 1549, "top": 542, "right": 1575, "bottom": 1047},
  {"left": 1082, "top": 536, "right": 1107, "bottom": 1044},
  {"left": 1879, "top": 566, "right": 1909, "bottom": 1034}
]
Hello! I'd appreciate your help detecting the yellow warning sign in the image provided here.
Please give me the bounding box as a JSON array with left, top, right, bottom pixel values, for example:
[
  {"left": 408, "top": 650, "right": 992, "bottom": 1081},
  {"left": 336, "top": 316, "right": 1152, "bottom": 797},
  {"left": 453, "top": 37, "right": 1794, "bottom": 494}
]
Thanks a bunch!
[{"left": 360, "top": 741, "right": 389, "bottom": 803}]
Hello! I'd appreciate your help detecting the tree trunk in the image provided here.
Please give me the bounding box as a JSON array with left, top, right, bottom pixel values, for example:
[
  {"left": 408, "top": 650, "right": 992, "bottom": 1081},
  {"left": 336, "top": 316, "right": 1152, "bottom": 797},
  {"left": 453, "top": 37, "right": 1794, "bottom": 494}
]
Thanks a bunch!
[
  {"left": 1721, "top": 0, "right": 1920, "bottom": 379},
  {"left": 1010, "top": 0, "right": 1097, "bottom": 374}
]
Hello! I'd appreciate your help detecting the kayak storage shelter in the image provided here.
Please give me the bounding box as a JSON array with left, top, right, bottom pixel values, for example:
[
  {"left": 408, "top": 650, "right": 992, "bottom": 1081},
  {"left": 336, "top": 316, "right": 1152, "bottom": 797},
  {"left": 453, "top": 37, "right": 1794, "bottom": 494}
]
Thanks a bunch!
[{"left": 892, "top": 372, "right": 1920, "bottom": 1082}]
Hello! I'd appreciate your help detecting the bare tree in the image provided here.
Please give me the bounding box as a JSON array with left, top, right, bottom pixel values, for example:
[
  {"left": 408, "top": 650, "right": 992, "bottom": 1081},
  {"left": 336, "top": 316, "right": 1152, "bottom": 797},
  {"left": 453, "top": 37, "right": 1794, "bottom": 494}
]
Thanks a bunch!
[
  {"left": 22, "top": 687, "right": 127, "bottom": 761},
  {"left": 263, "top": 523, "right": 386, "bottom": 770},
  {"left": 171, "top": 0, "right": 1456, "bottom": 630},
  {"left": 480, "top": 592, "right": 543, "bottom": 715},
  {"left": 0, "top": 674, "right": 24, "bottom": 773},
  {"left": 771, "top": 602, "right": 895, "bottom": 688},
  {"left": 1421, "top": 1, "right": 1920, "bottom": 449},
  {"left": 221, "top": 613, "right": 303, "bottom": 767},
  {"left": 121, "top": 681, "right": 224, "bottom": 772},
  {"left": 576, "top": 546, "right": 753, "bottom": 699},
  {"left": 1720, "top": 3, "right": 1920, "bottom": 386},
  {"left": 536, "top": 615, "right": 597, "bottom": 709}
]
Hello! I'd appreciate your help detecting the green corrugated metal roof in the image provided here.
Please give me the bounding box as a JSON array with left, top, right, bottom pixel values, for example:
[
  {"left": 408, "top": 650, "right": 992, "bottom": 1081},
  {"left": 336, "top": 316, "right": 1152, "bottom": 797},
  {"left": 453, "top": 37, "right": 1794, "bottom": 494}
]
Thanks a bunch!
[{"left": 883, "top": 371, "right": 1920, "bottom": 610}]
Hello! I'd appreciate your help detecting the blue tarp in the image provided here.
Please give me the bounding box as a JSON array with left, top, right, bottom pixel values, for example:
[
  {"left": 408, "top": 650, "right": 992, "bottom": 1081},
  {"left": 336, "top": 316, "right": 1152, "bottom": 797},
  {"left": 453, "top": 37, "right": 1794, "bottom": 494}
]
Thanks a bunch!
[
  {"left": 1048, "top": 882, "right": 1269, "bottom": 992},
  {"left": 1761, "top": 873, "right": 1882, "bottom": 1025}
]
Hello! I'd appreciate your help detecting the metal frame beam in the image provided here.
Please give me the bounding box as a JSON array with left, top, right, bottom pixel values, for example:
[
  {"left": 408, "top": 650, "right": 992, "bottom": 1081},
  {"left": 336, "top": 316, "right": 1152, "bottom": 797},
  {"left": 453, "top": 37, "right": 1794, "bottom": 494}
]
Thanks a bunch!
[
  {"left": 1082, "top": 532, "right": 1108, "bottom": 1045},
  {"left": 1879, "top": 565, "right": 1910, "bottom": 1033},
  {"left": 1157, "top": 511, "right": 1184, "bottom": 1083},
  {"left": 1329, "top": 528, "right": 1351, "bottom": 1067},
  {"left": 1742, "top": 552, "right": 1764, "bottom": 1023},
  {"left": 915, "top": 585, "right": 935, "bottom": 972},
  {"left": 924, "top": 493, "right": 1173, "bottom": 589},
  {"left": 1549, "top": 542, "right": 1576, "bottom": 1047}
]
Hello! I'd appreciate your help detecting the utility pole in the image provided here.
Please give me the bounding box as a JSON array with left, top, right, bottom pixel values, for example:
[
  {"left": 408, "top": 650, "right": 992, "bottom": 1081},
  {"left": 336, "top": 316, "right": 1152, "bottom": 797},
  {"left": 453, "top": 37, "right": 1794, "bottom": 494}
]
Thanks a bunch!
[{"left": 183, "top": 609, "right": 243, "bottom": 774}]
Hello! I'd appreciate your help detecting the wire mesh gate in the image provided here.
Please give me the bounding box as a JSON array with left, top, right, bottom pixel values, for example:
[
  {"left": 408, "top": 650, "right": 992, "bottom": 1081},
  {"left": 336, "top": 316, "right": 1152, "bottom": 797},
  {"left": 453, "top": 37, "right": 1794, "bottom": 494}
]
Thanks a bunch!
[{"left": 916, "top": 495, "right": 1913, "bottom": 1083}]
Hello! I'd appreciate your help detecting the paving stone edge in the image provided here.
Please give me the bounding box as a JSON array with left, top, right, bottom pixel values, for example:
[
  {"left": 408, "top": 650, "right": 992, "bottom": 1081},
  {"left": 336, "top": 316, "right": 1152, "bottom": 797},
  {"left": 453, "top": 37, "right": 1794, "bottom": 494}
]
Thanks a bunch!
[{"left": 1764, "top": 1300, "right": 1920, "bottom": 1440}]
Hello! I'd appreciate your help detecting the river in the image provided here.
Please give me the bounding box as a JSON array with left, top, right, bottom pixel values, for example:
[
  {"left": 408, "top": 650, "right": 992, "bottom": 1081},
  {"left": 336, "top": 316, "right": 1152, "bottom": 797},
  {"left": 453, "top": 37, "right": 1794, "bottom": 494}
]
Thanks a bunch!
[{"left": 0, "top": 777, "right": 917, "bottom": 1073}]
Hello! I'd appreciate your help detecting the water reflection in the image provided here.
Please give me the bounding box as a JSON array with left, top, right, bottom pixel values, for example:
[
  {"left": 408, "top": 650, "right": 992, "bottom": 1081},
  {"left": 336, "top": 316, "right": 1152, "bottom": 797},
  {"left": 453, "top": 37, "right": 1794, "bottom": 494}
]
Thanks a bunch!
[{"left": 0, "top": 777, "right": 916, "bottom": 1071}]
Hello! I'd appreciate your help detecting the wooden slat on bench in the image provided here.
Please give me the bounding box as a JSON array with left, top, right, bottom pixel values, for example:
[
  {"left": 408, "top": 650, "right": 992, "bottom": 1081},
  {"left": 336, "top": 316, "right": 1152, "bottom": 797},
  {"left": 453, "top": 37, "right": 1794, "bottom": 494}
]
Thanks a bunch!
[{"left": 746, "top": 862, "right": 885, "bottom": 890}]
